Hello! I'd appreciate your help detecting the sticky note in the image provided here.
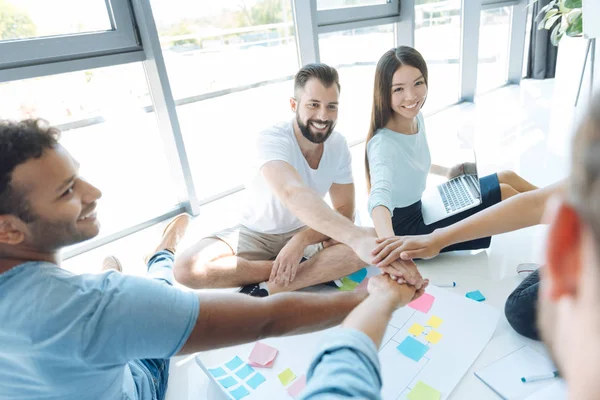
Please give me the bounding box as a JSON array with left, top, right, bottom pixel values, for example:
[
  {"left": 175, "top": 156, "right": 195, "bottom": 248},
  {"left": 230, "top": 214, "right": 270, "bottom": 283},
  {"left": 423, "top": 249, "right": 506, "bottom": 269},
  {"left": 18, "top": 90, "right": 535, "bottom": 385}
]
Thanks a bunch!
[
  {"left": 347, "top": 268, "right": 368, "bottom": 283},
  {"left": 337, "top": 277, "right": 359, "bottom": 291},
  {"left": 225, "top": 356, "right": 244, "bottom": 371},
  {"left": 217, "top": 376, "right": 238, "bottom": 389},
  {"left": 249, "top": 359, "right": 274, "bottom": 368},
  {"left": 229, "top": 385, "right": 250, "bottom": 400},
  {"left": 407, "top": 380, "right": 441, "bottom": 400},
  {"left": 408, "top": 293, "right": 435, "bottom": 313},
  {"left": 235, "top": 364, "right": 255, "bottom": 380},
  {"left": 426, "top": 315, "right": 443, "bottom": 329},
  {"left": 397, "top": 336, "right": 429, "bottom": 362},
  {"left": 248, "top": 342, "right": 278, "bottom": 368},
  {"left": 246, "top": 372, "right": 266, "bottom": 389},
  {"left": 208, "top": 367, "right": 227, "bottom": 378},
  {"left": 466, "top": 290, "right": 486, "bottom": 302},
  {"left": 425, "top": 330, "right": 443, "bottom": 344},
  {"left": 408, "top": 323, "right": 425, "bottom": 336},
  {"left": 278, "top": 368, "right": 297, "bottom": 386},
  {"left": 287, "top": 374, "right": 307, "bottom": 398}
]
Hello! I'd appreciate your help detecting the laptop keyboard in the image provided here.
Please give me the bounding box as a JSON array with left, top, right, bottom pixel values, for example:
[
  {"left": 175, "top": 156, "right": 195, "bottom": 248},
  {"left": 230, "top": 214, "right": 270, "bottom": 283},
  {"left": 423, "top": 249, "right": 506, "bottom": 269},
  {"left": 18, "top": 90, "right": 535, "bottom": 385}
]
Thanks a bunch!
[{"left": 437, "top": 177, "right": 476, "bottom": 212}]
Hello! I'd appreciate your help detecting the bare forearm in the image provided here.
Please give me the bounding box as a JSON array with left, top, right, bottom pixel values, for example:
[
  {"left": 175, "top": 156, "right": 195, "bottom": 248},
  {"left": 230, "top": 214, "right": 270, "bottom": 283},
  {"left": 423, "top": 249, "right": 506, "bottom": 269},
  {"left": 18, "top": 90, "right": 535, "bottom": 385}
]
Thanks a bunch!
[
  {"left": 372, "top": 206, "right": 395, "bottom": 238},
  {"left": 283, "top": 185, "right": 359, "bottom": 244},
  {"left": 435, "top": 182, "right": 563, "bottom": 247},
  {"left": 295, "top": 205, "right": 355, "bottom": 245},
  {"left": 342, "top": 294, "right": 396, "bottom": 348},
  {"left": 179, "top": 291, "right": 367, "bottom": 354},
  {"left": 429, "top": 164, "right": 448, "bottom": 177}
]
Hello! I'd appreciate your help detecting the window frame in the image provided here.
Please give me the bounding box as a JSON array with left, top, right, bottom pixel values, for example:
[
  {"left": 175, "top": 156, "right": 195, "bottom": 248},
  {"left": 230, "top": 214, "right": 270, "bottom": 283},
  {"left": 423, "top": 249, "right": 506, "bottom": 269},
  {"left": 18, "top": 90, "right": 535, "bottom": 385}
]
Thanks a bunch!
[
  {"left": 316, "top": 0, "right": 400, "bottom": 28},
  {"left": 0, "top": 0, "right": 140, "bottom": 70}
]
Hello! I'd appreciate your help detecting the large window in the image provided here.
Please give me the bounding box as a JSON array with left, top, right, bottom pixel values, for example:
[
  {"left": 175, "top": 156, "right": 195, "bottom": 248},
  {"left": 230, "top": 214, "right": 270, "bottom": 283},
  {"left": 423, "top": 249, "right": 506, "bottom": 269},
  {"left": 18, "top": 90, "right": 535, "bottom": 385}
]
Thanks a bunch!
[
  {"left": 0, "top": 63, "right": 179, "bottom": 239},
  {"left": 477, "top": 7, "right": 511, "bottom": 94},
  {"left": 319, "top": 24, "right": 395, "bottom": 144},
  {"left": 151, "top": 0, "right": 300, "bottom": 201},
  {"left": 317, "top": 0, "right": 391, "bottom": 10},
  {"left": 414, "top": 0, "right": 462, "bottom": 112}
]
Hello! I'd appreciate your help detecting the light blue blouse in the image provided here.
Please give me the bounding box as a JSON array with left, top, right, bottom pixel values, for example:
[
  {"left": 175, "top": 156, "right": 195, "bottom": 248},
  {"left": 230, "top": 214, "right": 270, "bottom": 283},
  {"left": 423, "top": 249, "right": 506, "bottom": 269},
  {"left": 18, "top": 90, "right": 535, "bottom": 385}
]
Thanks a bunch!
[{"left": 367, "top": 112, "right": 431, "bottom": 215}]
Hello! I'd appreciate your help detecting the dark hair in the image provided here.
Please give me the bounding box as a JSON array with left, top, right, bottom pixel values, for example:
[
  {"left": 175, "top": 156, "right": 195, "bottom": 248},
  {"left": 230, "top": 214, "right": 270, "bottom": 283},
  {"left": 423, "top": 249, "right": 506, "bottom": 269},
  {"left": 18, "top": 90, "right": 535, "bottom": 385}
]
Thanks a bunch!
[
  {"left": 0, "top": 119, "right": 60, "bottom": 222},
  {"left": 364, "top": 46, "right": 429, "bottom": 191},
  {"left": 294, "top": 63, "right": 341, "bottom": 97},
  {"left": 570, "top": 92, "right": 600, "bottom": 250}
]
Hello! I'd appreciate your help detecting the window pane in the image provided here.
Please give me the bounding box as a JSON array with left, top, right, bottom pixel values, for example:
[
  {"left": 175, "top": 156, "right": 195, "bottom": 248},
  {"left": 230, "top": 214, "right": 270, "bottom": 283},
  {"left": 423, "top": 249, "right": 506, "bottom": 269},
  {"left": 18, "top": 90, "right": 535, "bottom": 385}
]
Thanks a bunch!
[
  {"left": 317, "top": 0, "right": 390, "bottom": 10},
  {"left": 151, "top": 0, "right": 298, "bottom": 101},
  {"left": 319, "top": 24, "right": 395, "bottom": 144},
  {"left": 415, "top": 0, "right": 462, "bottom": 111},
  {"left": 477, "top": 7, "right": 511, "bottom": 94},
  {"left": 0, "top": 63, "right": 179, "bottom": 241},
  {"left": 0, "top": 0, "right": 112, "bottom": 41}
]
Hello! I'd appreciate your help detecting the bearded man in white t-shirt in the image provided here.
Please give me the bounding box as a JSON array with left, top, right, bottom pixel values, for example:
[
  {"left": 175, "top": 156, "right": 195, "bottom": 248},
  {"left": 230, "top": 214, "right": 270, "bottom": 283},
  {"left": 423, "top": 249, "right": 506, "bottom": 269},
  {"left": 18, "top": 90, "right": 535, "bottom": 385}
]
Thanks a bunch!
[{"left": 174, "top": 64, "right": 425, "bottom": 297}]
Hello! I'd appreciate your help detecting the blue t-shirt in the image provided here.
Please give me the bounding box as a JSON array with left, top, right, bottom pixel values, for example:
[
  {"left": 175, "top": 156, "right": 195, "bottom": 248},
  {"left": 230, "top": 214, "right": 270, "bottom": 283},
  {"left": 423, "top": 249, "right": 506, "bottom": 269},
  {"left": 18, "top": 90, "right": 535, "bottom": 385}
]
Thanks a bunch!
[{"left": 0, "top": 262, "right": 199, "bottom": 400}]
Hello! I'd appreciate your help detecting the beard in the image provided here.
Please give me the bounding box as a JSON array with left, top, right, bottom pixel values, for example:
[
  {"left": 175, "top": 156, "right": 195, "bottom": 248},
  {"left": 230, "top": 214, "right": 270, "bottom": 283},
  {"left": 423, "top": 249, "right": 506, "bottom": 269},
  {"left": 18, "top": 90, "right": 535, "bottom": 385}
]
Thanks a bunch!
[
  {"left": 296, "top": 112, "right": 335, "bottom": 144},
  {"left": 27, "top": 216, "right": 100, "bottom": 252}
]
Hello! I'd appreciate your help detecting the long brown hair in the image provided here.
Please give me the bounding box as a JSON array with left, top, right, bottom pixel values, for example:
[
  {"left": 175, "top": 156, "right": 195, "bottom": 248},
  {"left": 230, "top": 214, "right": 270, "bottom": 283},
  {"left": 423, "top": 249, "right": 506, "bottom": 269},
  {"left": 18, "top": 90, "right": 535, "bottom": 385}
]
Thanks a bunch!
[{"left": 364, "top": 46, "right": 429, "bottom": 192}]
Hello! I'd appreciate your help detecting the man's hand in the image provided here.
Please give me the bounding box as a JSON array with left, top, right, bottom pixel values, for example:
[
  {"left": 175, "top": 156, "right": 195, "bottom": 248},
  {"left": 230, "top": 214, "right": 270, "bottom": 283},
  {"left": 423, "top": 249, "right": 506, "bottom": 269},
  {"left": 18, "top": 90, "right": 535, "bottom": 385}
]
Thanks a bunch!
[
  {"left": 367, "top": 274, "right": 425, "bottom": 309},
  {"left": 372, "top": 233, "right": 445, "bottom": 267},
  {"left": 270, "top": 237, "right": 306, "bottom": 286},
  {"left": 379, "top": 259, "right": 427, "bottom": 290},
  {"left": 347, "top": 227, "right": 379, "bottom": 265}
]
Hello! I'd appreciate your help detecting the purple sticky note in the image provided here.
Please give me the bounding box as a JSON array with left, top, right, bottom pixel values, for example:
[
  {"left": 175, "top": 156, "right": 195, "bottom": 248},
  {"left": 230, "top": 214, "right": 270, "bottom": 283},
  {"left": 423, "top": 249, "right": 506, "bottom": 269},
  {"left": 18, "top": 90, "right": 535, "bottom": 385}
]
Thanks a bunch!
[
  {"left": 248, "top": 342, "right": 278, "bottom": 368},
  {"left": 287, "top": 374, "right": 307, "bottom": 398},
  {"left": 408, "top": 293, "right": 435, "bottom": 313}
]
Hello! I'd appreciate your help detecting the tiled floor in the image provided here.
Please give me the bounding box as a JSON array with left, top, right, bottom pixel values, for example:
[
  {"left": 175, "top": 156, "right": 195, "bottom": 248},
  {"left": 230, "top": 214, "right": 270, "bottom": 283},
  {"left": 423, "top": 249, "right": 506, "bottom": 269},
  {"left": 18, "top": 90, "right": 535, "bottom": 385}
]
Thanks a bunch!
[{"left": 62, "top": 78, "right": 576, "bottom": 399}]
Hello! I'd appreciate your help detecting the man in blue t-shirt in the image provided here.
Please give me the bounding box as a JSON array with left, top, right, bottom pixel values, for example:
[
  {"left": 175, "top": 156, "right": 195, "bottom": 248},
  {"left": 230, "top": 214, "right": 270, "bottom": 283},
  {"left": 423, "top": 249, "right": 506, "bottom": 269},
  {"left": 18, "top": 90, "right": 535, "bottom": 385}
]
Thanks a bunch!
[{"left": 0, "top": 119, "right": 370, "bottom": 400}]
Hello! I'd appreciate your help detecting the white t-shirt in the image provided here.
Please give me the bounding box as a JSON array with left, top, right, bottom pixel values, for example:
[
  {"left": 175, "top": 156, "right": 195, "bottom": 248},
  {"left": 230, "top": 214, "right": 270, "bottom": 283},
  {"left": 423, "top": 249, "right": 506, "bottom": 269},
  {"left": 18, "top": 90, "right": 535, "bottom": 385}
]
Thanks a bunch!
[{"left": 239, "top": 120, "right": 354, "bottom": 234}]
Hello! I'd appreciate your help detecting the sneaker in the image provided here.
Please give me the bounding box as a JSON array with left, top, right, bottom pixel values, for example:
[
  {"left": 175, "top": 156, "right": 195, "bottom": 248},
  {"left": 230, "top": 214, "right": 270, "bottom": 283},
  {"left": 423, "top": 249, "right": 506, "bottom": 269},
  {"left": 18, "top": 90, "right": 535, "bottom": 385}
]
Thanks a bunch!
[
  {"left": 102, "top": 255, "right": 123, "bottom": 272},
  {"left": 239, "top": 282, "right": 269, "bottom": 297},
  {"left": 145, "top": 213, "right": 191, "bottom": 264},
  {"left": 517, "top": 263, "right": 541, "bottom": 278}
]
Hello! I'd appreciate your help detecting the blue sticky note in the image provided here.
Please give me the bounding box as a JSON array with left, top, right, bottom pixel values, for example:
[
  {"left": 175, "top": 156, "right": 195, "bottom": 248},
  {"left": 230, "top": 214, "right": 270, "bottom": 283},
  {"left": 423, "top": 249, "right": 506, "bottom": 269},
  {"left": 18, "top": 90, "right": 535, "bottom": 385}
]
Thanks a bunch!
[
  {"left": 218, "top": 376, "right": 238, "bottom": 389},
  {"left": 397, "top": 336, "right": 429, "bottom": 362},
  {"left": 235, "top": 364, "right": 255, "bottom": 380},
  {"left": 246, "top": 372, "right": 266, "bottom": 389},
  {"left": 230, "top": 385, "right": 250, "bottom": 400},
  {"left": 347, "top": 268, "right": 368, "bottom": 283},
  {"left": 225, "top": 356, "right": 244, "bottom": 371},
  {"left": 208, "top": 367, "right": 227, "bottom": 378},
  {"left": 466, "top": 290, "right": 486, "bottom": 302}
]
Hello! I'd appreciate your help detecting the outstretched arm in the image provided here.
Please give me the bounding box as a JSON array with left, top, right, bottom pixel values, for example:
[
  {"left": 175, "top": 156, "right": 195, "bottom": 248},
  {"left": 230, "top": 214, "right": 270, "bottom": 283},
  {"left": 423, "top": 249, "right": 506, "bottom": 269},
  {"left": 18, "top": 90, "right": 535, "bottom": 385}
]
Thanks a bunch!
[{"left": 373, "top": 180, "right": 566, "bottom": 264}]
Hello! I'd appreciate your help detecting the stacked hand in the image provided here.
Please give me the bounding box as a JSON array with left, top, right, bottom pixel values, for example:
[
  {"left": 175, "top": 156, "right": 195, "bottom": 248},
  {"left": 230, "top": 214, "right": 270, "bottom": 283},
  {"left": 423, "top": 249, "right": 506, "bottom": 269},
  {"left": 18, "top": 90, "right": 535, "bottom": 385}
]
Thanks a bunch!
[
  {"left": 367, "top": 273, "right": 426, "bottom": 308},
  {"left": 270, "top": 236, "right": 306, "bottom": 286},
  {"left": 371, "top": 233, "right": 444, "bottom": 268}
]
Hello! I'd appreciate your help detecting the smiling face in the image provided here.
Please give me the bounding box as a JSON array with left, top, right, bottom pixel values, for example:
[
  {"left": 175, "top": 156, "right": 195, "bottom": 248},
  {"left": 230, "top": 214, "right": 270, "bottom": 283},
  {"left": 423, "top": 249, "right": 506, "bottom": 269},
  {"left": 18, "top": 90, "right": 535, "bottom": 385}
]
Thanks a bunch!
[
  {"left": 389, "top": 65, "right": 428, "bottom": 121},
  {"left": 9, "top": 145, "right": 102, "bottom": 251},
  {"left": 291, "top": 77, "right": 339, "bottom": 144}
]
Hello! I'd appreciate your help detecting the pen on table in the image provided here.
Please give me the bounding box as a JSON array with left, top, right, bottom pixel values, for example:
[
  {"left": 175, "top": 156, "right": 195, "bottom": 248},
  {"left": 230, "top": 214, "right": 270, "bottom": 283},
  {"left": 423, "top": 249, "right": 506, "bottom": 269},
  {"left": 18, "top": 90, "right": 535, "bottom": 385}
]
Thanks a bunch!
[
  {"left": 433, "top": 282, "right": 456, "bottom": 288},
  {"left": 521, "top": 371, "right": 559, "bottom": 383}
]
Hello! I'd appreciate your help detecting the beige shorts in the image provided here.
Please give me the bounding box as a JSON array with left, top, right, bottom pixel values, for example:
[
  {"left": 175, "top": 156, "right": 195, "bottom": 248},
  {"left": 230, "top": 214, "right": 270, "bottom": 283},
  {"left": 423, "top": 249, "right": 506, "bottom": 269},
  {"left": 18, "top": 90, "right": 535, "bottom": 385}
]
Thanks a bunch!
[{"left": 207, "top": 224, "right": 324, "bottom": 261}]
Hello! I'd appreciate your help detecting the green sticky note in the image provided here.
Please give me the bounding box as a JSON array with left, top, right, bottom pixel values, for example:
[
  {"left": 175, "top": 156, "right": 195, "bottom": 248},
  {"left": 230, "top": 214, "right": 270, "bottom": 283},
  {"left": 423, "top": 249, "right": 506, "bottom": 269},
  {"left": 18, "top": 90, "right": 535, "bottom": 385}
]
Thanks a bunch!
[
  {"left": 337, "top": 277, "right": 359, "bottom": 291},
  {"left": 278, "top": 368, "right": 296, "bottom": 386},
  {"left": 407, "top": 381, "right": 441, "bottom": 400}
]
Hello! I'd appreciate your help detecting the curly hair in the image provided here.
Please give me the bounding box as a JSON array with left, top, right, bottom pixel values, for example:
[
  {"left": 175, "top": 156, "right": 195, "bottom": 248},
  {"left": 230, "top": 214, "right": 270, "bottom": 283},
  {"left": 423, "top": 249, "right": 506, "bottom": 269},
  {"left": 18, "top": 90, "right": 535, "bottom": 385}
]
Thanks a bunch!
[{"left": 0, "top": 119, "right": 60, "bottom": 222}]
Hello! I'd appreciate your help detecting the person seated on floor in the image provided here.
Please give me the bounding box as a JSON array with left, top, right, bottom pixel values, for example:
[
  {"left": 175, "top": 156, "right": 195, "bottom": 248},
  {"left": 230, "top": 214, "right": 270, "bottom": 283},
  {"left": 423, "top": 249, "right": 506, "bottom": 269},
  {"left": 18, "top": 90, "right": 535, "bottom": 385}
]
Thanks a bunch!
[
  {"left": 174, "top": 63, "right": 424, "bottom": 297},
  {"left": 371, "top": 180, "right": 564, "bottom": 340},
  {"left": 0, "top": 118, "right": 417, "bottom": 400},
  {"left": 365, "top": 46, "right": 538, "bottom": 254},
  {"left": 300, "top": 92, "right": 600, "bottom": 400}
]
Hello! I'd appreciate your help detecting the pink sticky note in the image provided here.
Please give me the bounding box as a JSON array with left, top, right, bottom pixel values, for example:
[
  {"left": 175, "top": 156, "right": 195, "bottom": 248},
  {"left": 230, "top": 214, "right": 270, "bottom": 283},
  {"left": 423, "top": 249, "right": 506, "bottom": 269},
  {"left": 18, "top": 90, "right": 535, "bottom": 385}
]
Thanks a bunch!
[
  {"left": 287, "top": 374, "right": 307, "bottom": 398},
  {"left": 249, "top": 359, "right": 274, "bottom": 368},
  {"left": 248, "top": 342, "right": 278, "bottom": 368},
  {"left": 408, "top": 293, "right": 435, "bottom": 313},
  {"left": 356, "top": 277, "right": 370, "bottom": 291}
]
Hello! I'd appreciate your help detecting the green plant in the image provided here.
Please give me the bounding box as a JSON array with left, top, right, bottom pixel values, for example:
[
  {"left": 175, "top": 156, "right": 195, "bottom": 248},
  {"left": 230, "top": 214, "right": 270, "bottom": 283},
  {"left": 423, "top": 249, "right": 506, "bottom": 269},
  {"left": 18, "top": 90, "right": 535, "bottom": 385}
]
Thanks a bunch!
[{"left": 531, "top": 0, "right": 583, "bottom": 45}]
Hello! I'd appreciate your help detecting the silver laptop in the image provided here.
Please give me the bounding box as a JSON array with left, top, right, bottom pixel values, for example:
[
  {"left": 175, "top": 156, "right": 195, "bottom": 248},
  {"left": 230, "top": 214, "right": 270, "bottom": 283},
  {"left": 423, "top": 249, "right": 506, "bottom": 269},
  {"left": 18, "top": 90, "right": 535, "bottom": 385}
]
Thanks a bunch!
[{"left": 421, "top": 150, "right": 482, "bottom": 225}]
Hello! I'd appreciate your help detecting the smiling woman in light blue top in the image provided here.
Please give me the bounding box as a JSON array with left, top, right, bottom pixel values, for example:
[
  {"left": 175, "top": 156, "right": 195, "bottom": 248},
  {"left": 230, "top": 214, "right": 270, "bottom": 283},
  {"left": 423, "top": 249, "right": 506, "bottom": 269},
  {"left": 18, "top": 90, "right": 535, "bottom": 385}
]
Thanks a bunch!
[{"left": 365, "top": 46, "right": 539, "bottom": 252}]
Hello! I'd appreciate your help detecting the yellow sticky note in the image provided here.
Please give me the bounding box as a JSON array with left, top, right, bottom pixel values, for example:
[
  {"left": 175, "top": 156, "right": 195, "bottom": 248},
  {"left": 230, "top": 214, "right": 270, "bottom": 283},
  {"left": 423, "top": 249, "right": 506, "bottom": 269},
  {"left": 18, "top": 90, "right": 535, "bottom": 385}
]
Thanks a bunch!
[
  {"left": 425, "top": 330, "right": 443, "bottom": 344},
  {"left": 407, "top": 380, "right": 441, "bottom": 400},
  {"left": 427, "top": 316, "right": 443, "bottom": 329},
  {"left": 278, "top": 368, "right": 296, "bottom": 386},
  {"left": 408, "top": 323, "right": 425, "bottom": 336}
]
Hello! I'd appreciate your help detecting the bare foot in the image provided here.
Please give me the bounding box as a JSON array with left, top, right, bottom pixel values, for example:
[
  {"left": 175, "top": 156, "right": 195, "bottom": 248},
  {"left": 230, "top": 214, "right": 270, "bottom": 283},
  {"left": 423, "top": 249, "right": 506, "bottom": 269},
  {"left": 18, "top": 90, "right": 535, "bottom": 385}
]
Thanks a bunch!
[
  {"left": 145, "top": 213, "right": 191, "bottom": 264},
  {"left": 102, "top": 255, "right": 123, "bottom": 272}
]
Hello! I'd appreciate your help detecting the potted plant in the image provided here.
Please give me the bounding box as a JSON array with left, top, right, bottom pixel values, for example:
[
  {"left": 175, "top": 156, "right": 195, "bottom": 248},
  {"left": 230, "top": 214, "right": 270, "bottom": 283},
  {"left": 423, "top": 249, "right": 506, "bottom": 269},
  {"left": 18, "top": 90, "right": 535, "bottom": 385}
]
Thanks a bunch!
[{"left": 531, "top": 0, "right": 583, "bottom": 45}]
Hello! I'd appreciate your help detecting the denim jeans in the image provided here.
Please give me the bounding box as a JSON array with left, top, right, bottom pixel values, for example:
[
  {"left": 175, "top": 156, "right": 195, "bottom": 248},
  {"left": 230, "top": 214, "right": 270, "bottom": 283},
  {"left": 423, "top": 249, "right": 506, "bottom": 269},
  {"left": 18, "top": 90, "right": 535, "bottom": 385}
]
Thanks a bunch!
[
  {"left": 132, "top": 250, "right": 176, "bottom": 400},
  {"left": 504, "top": 269, "right": 541, "bottom": 340}
]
